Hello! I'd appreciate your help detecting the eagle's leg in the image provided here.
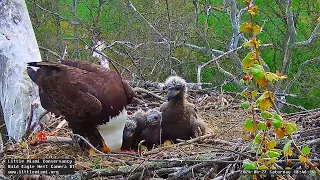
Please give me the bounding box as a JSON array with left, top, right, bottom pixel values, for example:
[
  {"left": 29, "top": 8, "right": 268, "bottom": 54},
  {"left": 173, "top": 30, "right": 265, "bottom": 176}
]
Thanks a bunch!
[{"left": 68, "top": 121, "right": 103, "bottom": 154}]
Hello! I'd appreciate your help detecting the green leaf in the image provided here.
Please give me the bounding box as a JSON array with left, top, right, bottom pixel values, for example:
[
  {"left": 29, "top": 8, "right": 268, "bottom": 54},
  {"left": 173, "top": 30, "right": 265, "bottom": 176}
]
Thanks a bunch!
[
  {"left": 258, "top": 165, "right": 267, "bottom": 170},
  {"left": 241, "top": 52, "right": 254, "bottom": 73},
  {"left": 258, "top": 122, "right": 266, "bottom": 130},
  {"left": 210, "top": 0, "right": 215, "bottom": 4},
  {"left": 261, "top": 111, "right": 273, "bottom": 120},
  {"left": 285, "top": 167, "right": 292, "bottom": 170},
  {"left": 254, "top": 132, "right": 261, "bottom": 144},
  {"left": 271, "top": 113, "right": 283, "bottom": 129},
  {"left": 240, "top": 101, "right": 250, "bottom": 109},
  {"left": 243, "top": 119, "right": 254, "bottom": 132},
  {"left": 284, "top": 140, "right": 292, "bottom": 150},
  {"left": 265, "top": 72, "right": 279, "bottom": 82},
  {"left": 198, "top": 13, "right": 206, "bottom": 23},
  {"left": 207, "top": 16, "right": 215, "bottom": 27},
  {"left": 251, "top": 90, "right": 258, "bottom": 99},
  {"left": 267, "top": 149, "right": 281, "bottom": 158},
  {"left": 301, "top": 146, "right": 311, "bottom": 155},
  {"left": 285, "top": 122, "right": 297, "bottom": 135},
  {"left": 249, "top": 64, "right": 264, "bottom": 80},
  {"left": 242, "top": 159, "right": 257, "bottom": 170}
]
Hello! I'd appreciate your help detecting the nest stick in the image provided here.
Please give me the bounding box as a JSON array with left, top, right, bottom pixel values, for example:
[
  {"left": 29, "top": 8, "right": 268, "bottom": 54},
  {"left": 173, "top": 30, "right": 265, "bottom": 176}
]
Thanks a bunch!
[{"left": 144, "top": 133, "right": 216, "bottom": 155}]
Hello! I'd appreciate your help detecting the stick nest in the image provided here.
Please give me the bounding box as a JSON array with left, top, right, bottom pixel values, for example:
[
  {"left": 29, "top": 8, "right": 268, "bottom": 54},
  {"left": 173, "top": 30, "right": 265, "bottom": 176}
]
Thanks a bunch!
[{"left": 1, "top": 85, "right": 320, "bottom": 180}]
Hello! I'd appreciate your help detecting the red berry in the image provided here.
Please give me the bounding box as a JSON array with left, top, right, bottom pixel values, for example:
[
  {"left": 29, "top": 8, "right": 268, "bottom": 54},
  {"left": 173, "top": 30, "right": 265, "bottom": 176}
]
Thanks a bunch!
[
  {"left": 262, "top": 148, "right": 267, "bottom": 153},
  {"left": 266, "top": 121, "right": 272, "bottom": 127}
]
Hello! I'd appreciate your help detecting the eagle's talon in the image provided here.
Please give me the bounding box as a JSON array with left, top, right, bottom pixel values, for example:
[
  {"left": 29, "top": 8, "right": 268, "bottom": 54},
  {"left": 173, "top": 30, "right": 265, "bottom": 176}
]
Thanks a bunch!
[
  {"left": 101, "top": 140, "right": 111, "bottom": 153},
  {"left": 88, "top": 148, "right": 96, "bottom": 155}
]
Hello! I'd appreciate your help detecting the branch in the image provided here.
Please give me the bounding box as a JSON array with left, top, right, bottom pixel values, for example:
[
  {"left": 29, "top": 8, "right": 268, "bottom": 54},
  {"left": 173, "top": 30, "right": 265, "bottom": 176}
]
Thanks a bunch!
[
  {"left": 284, "top": 56, "right": 320, "bottom": 93},
  {"left": 279, "top": 0, "right": 295, "bottom": 76},
  {"left": 22, "top": 104, "right": 37, "bottom": 140},
  {"left": 38, "top": 46, "right": 63, "bottom": 59},
  {"left": 144, "top": 133, "right": 216, "bottom": 155},
  {"left": 29, "top": 0, "right": 75, "bottom": 23},
  {"left": 294, "top": 23, "right": 320, "bottom": 47},
  {"left": 176, "top": 139, "right": 253, "bottom": 160},
  {"left": 104, "top": 40, "right": 224, "bottom": 55},
  {"left": 197, "top": 46, "right": 243, "bottom": 87},
  {"left": 92, "top": 49, "right": 132, "bottom": 74},
  {"left": 212, "top": 170, "right": 241, "bottom": 180},
  {"left": 197, "top": 43, "right": 272, "bottom": 83},
  {"left": 275, "top": 97, "right": 306, "bottom": 111},
  {"left": 126, "top": 0, "right": 166, "bottom": 40},
  {"left": 133, "top": 88, "right": 165, "bottom": 102},
  {"left": 226, "top": 0, "right": 241, "bottom": 49},
  {"left": 215, "top": 57, "right": 245, "bottom": 90},
  {"left": 168, "top": 162, "right": 211, "bottom": 180}
]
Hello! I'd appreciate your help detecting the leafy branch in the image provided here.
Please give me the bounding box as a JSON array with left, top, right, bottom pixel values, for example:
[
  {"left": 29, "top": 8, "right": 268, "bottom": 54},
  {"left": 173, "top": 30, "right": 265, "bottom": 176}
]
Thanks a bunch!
[{"left": 238, "top": 0, "right": 320, "bottom": 178}]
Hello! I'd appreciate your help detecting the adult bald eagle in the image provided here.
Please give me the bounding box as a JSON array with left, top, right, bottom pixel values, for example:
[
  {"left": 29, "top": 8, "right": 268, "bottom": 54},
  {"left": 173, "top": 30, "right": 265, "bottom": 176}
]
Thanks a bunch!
[
  {"left": 160, "top": 76, "right": 208, "bottom": 143},
  {"left": 26, "top": 59, "right": 134, "bottom": 153}
]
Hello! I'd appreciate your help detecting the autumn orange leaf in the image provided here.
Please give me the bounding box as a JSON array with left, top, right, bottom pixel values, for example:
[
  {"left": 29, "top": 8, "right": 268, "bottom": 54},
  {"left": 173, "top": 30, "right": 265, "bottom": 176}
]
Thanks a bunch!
[
  {"left": 274, "top": 128, "right": 286, "bottom": 139},
  {"left": 256, "top": 75, "right": 268, "bottom": 87},
  {"left": 248, "top": 6, "right": 258, "bottom": 15}
]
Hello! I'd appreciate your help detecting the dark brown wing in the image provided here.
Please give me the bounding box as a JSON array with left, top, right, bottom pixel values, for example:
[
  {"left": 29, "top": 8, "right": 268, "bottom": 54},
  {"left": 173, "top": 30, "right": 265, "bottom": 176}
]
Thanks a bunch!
[
  {"left": 28, "top": 61, "right": 132, "bottom": 125},
  {"left": 60, "top": 59, "right": 134, "bottom": 105},
  {"left": 27, "top": 66, "right": 62, "bottom": 116},
  {"left": 186, "top": 102, "right": 199, "bottom": 119},
  {"left": 37, "top": 65, "right": 103, "bottom": 119},
  {"left": 185, "top": 103, "right": 208, "bottom": 137}
]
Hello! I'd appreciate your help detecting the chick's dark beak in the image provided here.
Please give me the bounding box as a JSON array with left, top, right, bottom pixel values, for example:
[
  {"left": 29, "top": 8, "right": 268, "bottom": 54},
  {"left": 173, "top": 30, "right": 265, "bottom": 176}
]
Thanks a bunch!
[{"left": 167, "top": 88, "right": 179, "bottom": 101}]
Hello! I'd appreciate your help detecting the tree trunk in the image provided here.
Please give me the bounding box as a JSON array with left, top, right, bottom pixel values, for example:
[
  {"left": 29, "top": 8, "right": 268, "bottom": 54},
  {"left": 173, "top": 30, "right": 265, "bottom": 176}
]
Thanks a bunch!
[{"left": 0, "top": 0, "right": 45, "bottom": 141}]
